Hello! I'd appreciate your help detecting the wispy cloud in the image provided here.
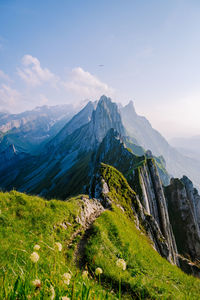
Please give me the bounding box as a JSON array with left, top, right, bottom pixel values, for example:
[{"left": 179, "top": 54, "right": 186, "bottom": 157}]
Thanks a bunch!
[
  {"left": 2, "top": 55, "right": 114, "bottom": 112},
  {"left": 63, "top": 67, "right": 114, "bottom": 99},
  {"left": 0, "top": 69, "right": 11, "bottom": 82},
  {"left": 0, "top": 84, "right": 21, "bottom": 111},
  {"left": 17, "top": 54, "right": 58, "bottom": 87}
]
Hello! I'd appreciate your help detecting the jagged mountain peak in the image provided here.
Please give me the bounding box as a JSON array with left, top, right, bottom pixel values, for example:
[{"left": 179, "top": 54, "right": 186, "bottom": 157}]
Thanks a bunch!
[
  {"left": 124, "top": 100, "right": 137, "bottom": 114},
  {"left": 94, "top": 95, "right": 118, "bottom": 115},
  {"left": 89, "top": 95, "right": 126, "bottom": 144},
  {"left": 98, "top": 94, "right": 112, "bottom": 105}
]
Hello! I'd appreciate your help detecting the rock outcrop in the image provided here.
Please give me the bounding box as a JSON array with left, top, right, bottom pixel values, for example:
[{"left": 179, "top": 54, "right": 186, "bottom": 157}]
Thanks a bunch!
[
  {"left": 75, "top": 196, "right": 104, "bottom": 227},
  {"left": 132, "top": 158, "right": 178, "bottom": 265},
  {"left": 165, "top": 177, "right": 200, "bottom": 262}
]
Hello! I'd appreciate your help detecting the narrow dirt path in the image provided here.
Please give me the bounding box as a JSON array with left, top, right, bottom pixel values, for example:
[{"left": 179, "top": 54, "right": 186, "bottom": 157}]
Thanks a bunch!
[
  {"left": 65, "top": 197, "right": 104, "bottom": 268},
  {"left": 74, "top": 210, "right": 102, "bottom": 269}
]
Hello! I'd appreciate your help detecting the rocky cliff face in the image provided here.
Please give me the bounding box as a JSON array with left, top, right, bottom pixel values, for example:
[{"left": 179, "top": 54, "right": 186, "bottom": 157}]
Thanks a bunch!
[
  {"left": 135, "top": 157, "right": 178, "bottom": 264},
  {"left": 87, "top": 96, "right": 126, "bottom": 147},
  {"left": 165, "top": 177, "right": 200, "bottom": 262},
  {"left": 90, "top": 163, "right": 178, "bottom": 265}
]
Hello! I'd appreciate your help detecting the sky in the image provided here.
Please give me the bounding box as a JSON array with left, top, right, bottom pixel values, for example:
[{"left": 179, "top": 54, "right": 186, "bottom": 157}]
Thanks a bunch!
[{"left": 0, "top": 0, "right": 200, "bottom": 139}]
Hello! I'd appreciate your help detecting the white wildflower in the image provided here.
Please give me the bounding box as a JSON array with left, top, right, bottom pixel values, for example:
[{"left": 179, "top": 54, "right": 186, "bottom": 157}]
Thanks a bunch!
[
  {"left": 116, "top": 258, "right": 126, "bottom": 271},
  {"left": 63, "top": 272, "right": 71, "bottom": 285},
  {"left": 30, "top": 252, "right": 39, "bottom": 263},
  {"left": 95, "top": 267, "right": 103, "bottom": 275},
  {"left": 34, "top": 244, "right": 40, "bottom": 251},
  {"left": 50, "top": 285, "right": 55, "bottom": 300},
  {"left": 55, "top": 242, "right": 62, "bottom": 252},
  {"left": 32, "top": 279, "right": 41, "bottom": 287},
  {"left": 61, "top": 297, "right": 70, "bottom": 300},
  {"left": 82, "top": 270, "right": 88, "bottom": 280}
]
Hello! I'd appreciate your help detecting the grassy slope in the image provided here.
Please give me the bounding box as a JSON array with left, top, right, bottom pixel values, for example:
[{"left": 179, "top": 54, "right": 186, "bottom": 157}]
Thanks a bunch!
[
  {"left": 0, "top": 191, "right": 115, "bottom": 299},
  {"left": 85, "top": 206, "right": 200, "bottom": 299}
]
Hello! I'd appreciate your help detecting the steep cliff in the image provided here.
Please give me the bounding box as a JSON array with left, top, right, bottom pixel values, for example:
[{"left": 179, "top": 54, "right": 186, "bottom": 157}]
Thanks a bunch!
[
  {"left": 134, "top": 158, "right": 178, "bottom": 264},
  {"left": 165, "top": 177, "right": 200, "bottom": 262}
]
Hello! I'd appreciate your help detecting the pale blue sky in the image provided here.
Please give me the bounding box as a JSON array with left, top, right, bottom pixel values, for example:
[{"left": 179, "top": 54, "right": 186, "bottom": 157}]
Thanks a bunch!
[{"left": 0, "top": 0, "right": 200, "bottom": 138}]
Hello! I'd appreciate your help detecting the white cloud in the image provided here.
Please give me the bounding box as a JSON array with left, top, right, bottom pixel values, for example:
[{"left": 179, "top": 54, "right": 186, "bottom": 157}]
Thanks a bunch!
[
  {"left": 63, "top": 67, "right": 114, "bottom": 99},
  {"left": 0, "top": 84, "right": 21, "bottom": 111},
  {"left": 0, "top": 70, "right": 11, "bottom": 82},
  {"left": 17, "top": 54, "right": 58, "bottom": 87}
]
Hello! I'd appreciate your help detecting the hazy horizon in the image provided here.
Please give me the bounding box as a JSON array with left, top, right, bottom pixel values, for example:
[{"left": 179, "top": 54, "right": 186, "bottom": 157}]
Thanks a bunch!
[{"left": 1, "top": 0, "right": 200, "bottom": 139}]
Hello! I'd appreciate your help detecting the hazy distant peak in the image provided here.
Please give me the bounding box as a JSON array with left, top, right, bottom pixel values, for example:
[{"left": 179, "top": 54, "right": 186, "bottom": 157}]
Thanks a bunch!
[
  {"left": 124, "top": 100, "right": 137, "bottom": 114},
  {"left": 84, "top": 100, "right": 97, "bottom": 110}
]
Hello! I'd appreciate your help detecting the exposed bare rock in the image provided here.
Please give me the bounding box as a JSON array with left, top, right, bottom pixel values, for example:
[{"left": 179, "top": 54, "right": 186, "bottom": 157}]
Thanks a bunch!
[
  {"left": 134, "top": 159, "right": 178, "bottom": 265},
  {"left": 165, "top": 177, "right": 200, "bottom": 262},
  {"left": 76, "top": 196, "right": 104, "bottom": 227},
  {"left": 178, "top": 255, "right": 200, "bottom": 278}
]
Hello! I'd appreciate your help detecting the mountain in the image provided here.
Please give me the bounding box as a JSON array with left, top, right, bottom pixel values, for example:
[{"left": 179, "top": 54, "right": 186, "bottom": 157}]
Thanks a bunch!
[
  {"left": 120, "top": 101, "right": 200, "bottom": 190},
  {"left": 0, "top": 96, "right": 128, "bottom": 198},
  {"left": 0, "top": 104, "right": 76, "bottom": 154},
  {"left": 48, "top": 100, "right": 97, "bottom": 147}
]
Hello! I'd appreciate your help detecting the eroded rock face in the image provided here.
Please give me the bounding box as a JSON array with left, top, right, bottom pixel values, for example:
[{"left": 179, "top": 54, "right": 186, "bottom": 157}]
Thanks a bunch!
[
  {"left": 76, "top": 197, "right": 104, "bottom": 227},
  {"left": 181, "top": 176, "right": 200, "bottom": 231},
  {"left": 165, "top": 177, "right": 200, "bottom": 262},
  {"left": 135, "top": 159, "right": 178, "bottom": 265},
  {"left": 85, "top": 96, "right": 126, "bottom": 150}
]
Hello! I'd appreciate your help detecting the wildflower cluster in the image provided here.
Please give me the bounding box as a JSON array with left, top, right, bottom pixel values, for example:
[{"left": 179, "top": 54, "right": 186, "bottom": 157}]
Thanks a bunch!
[
  {"left": 29, "top": 242, "right": 72, "bottom": 298},
  {"left": 116, "top": 258, "right": 126, "bottom": 271},
  {"left": 62, "top": 272, "right": 71, "bottom": 285},
  {"left": 30, "top": 251, "right": 40, "bottom": 263}
]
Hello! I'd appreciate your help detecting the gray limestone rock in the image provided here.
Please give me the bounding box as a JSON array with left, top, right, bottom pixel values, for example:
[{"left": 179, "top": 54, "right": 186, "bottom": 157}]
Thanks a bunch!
[{"left": 165, "top": 177, "right": 200, "bottom": 262}]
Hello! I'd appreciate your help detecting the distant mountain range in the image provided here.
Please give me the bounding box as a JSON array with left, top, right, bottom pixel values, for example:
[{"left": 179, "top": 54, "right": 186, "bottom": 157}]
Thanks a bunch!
[
  {"left": 0, "top": 95, "right": 199, "bottom": 192},
  {"left": 0, "top": 104, "right": 76, "bottom": 154}
]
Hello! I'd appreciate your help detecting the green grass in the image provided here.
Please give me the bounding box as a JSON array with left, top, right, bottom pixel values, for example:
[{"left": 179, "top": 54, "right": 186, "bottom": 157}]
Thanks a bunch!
[
  {"left": 84, "top": 206, "right": 200, "bottom": 299},
  {"left": 0, "top": 191, "right": 116, "bottom": 299},
  {"left": 99, "top": 163, "right": 140, "bottom": 219},
  {"left": 1, "top": 173, "right": 200, "bottom": 299}
]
